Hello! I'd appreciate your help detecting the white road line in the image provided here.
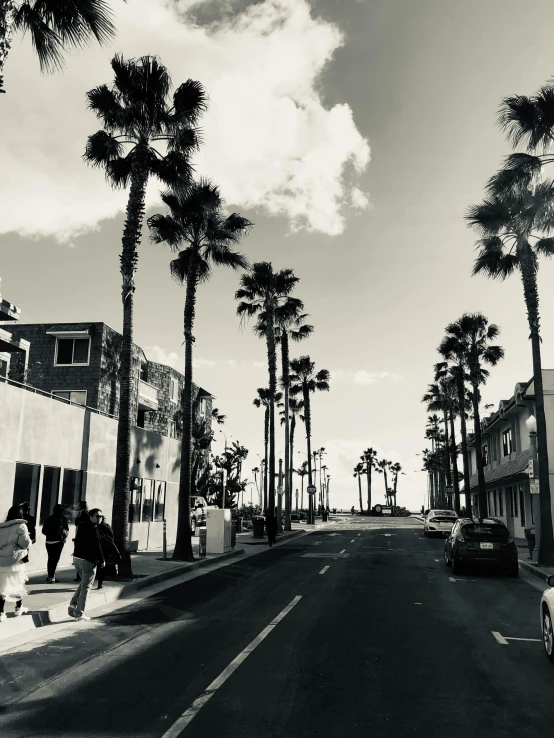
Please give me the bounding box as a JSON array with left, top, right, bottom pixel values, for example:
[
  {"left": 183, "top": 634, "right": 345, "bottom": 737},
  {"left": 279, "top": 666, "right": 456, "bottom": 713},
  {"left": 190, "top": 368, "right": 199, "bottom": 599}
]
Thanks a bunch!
[
  {"left": 491, "top": 631, "right": 509, "bottom": 645},
  {"left": 505, "top": 637, "right": 542, "bottom": 642},
  {"left": 161, "top": 596, "right": 302, "bottom": 737},
  {"left": 340, "top": 549, "right": 346, "bottom": 554},
  {"left": 414, "top": 602, "right": 423, "bottom": 605},
  {"left": 350, "top": 539, "right": 355, "bottom": 543},
  {"left": 434, "top": 559, "right": 440, "bottom": 562},
  {"left": 319, "top": 566, "right": 330, "bottom": 575},
  {"left": 357, "top": 533, "right": 361, "bottom": 537}
]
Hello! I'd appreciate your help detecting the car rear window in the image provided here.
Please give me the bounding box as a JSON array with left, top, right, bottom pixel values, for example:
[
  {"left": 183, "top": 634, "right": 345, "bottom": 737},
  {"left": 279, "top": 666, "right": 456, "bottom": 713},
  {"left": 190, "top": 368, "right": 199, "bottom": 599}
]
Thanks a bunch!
[
  {"left": 431, "top": 516, "right": 456, "bottom": 523},
  {"left": 462, "top": 524, "right": 509, "bottom": 540}
]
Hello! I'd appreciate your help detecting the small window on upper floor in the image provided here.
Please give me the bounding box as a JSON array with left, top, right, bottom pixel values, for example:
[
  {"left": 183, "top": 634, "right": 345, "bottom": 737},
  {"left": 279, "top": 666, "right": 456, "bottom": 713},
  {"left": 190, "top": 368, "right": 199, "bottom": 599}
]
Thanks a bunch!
[
  {"left": 55, "top": 337, "right": 90, "bottom": 366},
  {"left": 170, "top": 378, "right": 178, "bottom": 403},
  {"left": 199, "top": 397, "right": 208, "bottom": 416},
  {"left": 502, "top": 428, "right": 513, "bottom": 457},
  {"left": 482, "top": 445, "right": 489, "bottom": 466}
]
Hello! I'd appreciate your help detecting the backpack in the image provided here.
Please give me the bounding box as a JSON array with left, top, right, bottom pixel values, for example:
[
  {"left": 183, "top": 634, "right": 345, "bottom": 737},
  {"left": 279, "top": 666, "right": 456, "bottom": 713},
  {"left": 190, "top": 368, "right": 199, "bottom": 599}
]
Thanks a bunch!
[{"left": 43, "top": 515, "right": 68, "bottom": 542}]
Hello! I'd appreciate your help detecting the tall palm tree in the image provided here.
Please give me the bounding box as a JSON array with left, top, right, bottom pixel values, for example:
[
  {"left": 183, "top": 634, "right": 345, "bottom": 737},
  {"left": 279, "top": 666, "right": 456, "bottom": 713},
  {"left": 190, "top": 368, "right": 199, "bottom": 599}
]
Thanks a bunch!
[
  {"left": 84, "top": 55, "right": 206, "bottom": 570},
  {"left": 440, "top": 314, "right": 504, "bottom": 519},
  {"left": 289, "top": 356, "right": 330, "bottom": 524},
  {"left": 279, "top": 395, "right": 305, "bottom": 517},
  {"left": 375, "top": 459, "right": 392, "bottom": 506},
  {"left": 253, "top": 387, "right": 282, "bottom": 511},
  {"left": 390, "top": 462, "right": 404, "bottom": 511},
  {"left": 252, "top": 467, "right": 260, "bottom": 507},
  {"left": 211, "top": 407, "right": 226, "bottom": 425},
  {"left": 353, "top": 462, "right": 365, "bottom": 513},
  {"left": 148, "top": 180, "right": 251, "bottom": 560},
  {"left": 236, "top": 263, "right": 299, "bottom": 515},
  {"left": 0, "top": 0, "right": 118, "bottom": 94},
  {"left": 294, "top": 460, "right": 308, "bottom": 511},
  {"left": 361, "top": 448, "right": 378, "bottom": 513},
  {"left": 466, "top": 172, "right": 554, "bottom": 563}
]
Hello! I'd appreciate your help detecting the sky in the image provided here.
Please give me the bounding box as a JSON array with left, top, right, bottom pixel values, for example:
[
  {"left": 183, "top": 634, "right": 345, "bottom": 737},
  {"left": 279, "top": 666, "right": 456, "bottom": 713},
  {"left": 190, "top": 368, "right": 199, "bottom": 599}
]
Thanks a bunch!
[{"left": 4, "top": 0, "right": 554, "bottom": 512}]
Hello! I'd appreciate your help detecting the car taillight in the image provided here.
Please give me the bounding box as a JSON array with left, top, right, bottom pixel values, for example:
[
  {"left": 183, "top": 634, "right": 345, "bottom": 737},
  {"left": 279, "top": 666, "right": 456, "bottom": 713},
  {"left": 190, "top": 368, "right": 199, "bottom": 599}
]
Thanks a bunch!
[{"left": 507, "top": 535, "right": 514, "bottom": 544}]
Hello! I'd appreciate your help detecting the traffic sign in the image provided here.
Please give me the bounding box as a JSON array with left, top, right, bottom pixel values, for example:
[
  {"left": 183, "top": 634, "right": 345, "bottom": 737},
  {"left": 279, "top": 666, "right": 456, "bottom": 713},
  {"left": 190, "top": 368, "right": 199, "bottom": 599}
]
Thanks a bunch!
[
  {"left": 530, "top": 481, "right": 540, "bottom": 495},
  {"left": 528, "top": 460, "right": 534, "bottom": 478},
  {"left": 307, "top": 485, "right": 317, "bottom": 495}
]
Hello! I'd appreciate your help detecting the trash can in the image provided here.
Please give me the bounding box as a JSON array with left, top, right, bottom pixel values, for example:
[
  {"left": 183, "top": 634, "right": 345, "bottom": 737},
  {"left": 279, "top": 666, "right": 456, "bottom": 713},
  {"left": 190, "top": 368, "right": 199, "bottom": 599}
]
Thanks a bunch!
[
  {"left": 524, "top": 526, "right": 536, "bottom": 557},
  {"left": 322, "top": 511, "right": 328, "bottom": 522},
  {"left": 252, "top": 515, "right": 265, "bottom": 539},
  {"left": 231, "top": 522, "right": 237, "bottom": 549},
  {"left": 198, "top": 527, "right": 207, "bottom": 558}
]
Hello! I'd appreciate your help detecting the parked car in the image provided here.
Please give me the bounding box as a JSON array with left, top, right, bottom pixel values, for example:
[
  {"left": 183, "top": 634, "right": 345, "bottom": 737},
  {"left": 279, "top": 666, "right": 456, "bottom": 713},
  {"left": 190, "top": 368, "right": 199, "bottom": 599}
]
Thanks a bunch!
[
  {"left": 424, "top": 509, "right": 458, "bottom": 537},
  {"left": 190, "top": 496, "right": 210, "bottom": 536},
  {"left": 540, "top": 574, "right": 554, "bottom": 663},
  {"left": 444, "top": 517, "right": 519, "bottom": 576}
]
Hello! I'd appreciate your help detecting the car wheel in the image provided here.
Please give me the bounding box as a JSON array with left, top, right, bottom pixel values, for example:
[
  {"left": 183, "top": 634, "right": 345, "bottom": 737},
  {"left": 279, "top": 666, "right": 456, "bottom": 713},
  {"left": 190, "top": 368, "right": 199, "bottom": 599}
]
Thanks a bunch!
[
  {"left": 543, "top": 606, "right": 554, "bottom": 663},
  {"left": 191, "top": 518, "right": 197, "bottom": 537},
  {"left": 444, "top": 548, "right": 451, "bottom": 567},
  {"left": 452, "top": 554, "right": 464, "bottom": 576}
]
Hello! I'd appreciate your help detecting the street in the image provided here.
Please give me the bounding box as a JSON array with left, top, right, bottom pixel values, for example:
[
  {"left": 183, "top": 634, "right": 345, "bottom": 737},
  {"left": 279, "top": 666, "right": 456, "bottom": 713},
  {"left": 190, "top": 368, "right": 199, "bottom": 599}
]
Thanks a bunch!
[{"left": 0, "top": 515, "right": 553, "bottom": 737}]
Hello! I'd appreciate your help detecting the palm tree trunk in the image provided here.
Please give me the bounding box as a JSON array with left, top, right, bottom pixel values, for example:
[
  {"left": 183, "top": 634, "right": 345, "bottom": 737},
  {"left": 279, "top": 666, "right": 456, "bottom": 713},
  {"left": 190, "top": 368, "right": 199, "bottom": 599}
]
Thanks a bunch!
[
  {"left": 366, "top": 464, "right": 372, "bottom": 513},
  {"left": 443, "top": 410, "right": 452, "bottom": 488},
  {"left": 264, "top": 407, "right": 269, "bottom": 511},
  {"left": 281, "top": 333, "right": 291, "bottom": 531},
  {"left": 266, "top": 302, "right": 277, "bottom": 515},
  {"left": 448, "top": 407, "right": 461, "bottom": 514},
  {"left": 0, "top": 1, "right": 16, "bottom": 94},
  {"left": 303, "top": 384, "right": 313, "bottom": 523},
  {"left": 456, "top": 369, "right": 472, "bottom": 516},
  {"left": 383, "top": 467, "right": 389, "bottom": 505},
  {"left": 358, "top": 474, "right": 363, "bottom": 512},
  {"left": 289, "top": 414, "right": 296, "bottom": 515},
  {"left": 173, "top": 266, "right": 197, "bottom": 562},
  {"left": 520, "top": 251, "right": 554, "bottom": 565},
  {"left": 471, "top": 382, "right": 488, "bottom": 518},
  {"left": 301, "top": 473, "right": 305, "bottom": 511},
  {"left": 112, "top": 163, "right": 148, "bottom": 576}
]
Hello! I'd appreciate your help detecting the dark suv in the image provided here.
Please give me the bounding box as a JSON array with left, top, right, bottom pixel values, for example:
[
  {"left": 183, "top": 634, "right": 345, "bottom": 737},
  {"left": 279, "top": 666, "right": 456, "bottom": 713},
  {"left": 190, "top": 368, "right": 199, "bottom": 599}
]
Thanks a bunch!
[{"left": 444, "top": 517, "right": 519, "bottom": 577}]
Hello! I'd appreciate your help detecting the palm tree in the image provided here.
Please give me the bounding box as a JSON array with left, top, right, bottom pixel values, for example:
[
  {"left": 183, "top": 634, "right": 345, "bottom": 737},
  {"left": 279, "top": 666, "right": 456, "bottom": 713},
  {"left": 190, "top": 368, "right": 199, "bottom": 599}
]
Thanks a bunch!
[
  {"left": 211, "top": 407, "right": 226, "bottom": 425},
  {"left": 423, "top": 383, "right": 452, "bottom": 499},
  {"left": 466, "top": 173, "right": 554, "bottom": 563},
  {"left": 0, "top": 0, "right": 118, "bottom": 94},
  {"left": 148, "top": 180, "right": 252, "bottom": 561},
  {"left": 389, "top": 462, "right": 404, "bottom": 512},
  {"left": 84, "top": 55, "right": 206, "bottom": 570},
  {"left": 236, "top": 263, "right": 299, "bottom": 515},
  {"left": 279, "top": 395, "right": 305, "bottom": 517},
  {"left": 361, "top": 448, "right": 378, "bottom": 513},
  {"left": 252, "top": 467, "right": 260, "bottom": 507},
  {"left": 289, "top": 355, "right": 330, "bottom": 524},
  {"left": 253, "top": 387, "right": 282, "bottom": 511},
  {"left": 440, "top": 314, "right": 504, "bottom": 519},
  {"left": 293, "top": 460, "right": 308, "bottom": 511},
  {"left": 353, "top": 462, "right": 365, "bottom": 513},
  {"left": 375, "top": 459, "right": 392, "bottom": 506}
]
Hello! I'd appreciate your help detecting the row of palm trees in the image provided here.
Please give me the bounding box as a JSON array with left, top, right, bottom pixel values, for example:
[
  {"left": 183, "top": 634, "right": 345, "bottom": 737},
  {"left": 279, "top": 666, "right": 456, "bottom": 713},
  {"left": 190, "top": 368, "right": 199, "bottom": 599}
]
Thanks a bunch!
[
  {"left": 353, "top": 450, "right": 403, "bottom": 512},
  {"left": 419, "top": 72, "right": 554, "bottom": 565}
]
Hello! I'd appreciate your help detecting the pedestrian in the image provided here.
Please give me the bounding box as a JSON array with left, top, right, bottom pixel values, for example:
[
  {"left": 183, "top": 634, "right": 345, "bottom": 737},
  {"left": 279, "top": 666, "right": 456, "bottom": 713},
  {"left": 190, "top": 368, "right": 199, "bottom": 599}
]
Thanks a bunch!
[
  {"left": 265, "top": 509, "right": 278, "bottom": 547},
  {"left": 68, "top": 508, "right": 105, "bottom": 621},
  {"left": 19, "top": 503, "right": 36, "bottom": 544},
  {"left": 42, "top": 504, "right": 70, "bottom": 583},
  {"left": 73, "top": 501, "right": 89, "bottom": 582},
  {"left": 0, "top": 505, "right": 32, "bottom": 621},
  {"left": 95, "top": 515, "right": 121, "bottom": 589}
]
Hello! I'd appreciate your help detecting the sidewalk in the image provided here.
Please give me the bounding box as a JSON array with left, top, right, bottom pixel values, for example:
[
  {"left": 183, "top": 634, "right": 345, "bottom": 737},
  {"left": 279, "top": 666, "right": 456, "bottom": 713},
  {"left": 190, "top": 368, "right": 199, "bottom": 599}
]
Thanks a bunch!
[{"left": 0, "top": 527, "right": 309, "bottom": 646}]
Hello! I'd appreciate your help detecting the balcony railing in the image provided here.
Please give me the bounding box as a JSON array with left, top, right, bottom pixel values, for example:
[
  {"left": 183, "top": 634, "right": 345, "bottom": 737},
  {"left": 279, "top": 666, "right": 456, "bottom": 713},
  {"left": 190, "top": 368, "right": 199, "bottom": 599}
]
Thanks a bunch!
[{"left": 138, "top": 379, "right": 158, "bottom": 410}]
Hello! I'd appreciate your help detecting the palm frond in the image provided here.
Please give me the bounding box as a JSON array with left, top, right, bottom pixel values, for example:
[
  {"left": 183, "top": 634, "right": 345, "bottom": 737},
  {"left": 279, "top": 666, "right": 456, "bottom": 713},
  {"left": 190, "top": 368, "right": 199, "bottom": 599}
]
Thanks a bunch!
[
  {"left": 40, "top": 0, "right": 117, "bottom": 48},
  {"left": 535, "top": 237, "right": 554, "bottom": 258},
  {"left": 83, "top": 130, "right": 123, "bottom": 167},
  {"left": 14, "top": 3, "right": 64, "bottom": 73},
  {"left": 473, "top": 237, "right": 518, "bottom": 280},
  {"left": 147, "top": 213, "right": 184, "bottom": 249},
  {"left": 172, "top": 79, "right": 209, "bottom": 125},
  {"left": 498, "top": 94, "right": 541, "bottom": 150}
]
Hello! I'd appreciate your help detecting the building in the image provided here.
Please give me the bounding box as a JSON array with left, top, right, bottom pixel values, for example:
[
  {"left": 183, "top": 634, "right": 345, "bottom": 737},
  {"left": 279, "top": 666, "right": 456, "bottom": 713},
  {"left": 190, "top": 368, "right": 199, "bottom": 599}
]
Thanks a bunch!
[
  {"left": 0, "top": 277, "right": 29, "bottom": 379},
  {"left": 466, "top": 370, "right": 554, "bottom": 540},
  {"left": 0, "top": 319, "right": 214, "bottom": 572}
]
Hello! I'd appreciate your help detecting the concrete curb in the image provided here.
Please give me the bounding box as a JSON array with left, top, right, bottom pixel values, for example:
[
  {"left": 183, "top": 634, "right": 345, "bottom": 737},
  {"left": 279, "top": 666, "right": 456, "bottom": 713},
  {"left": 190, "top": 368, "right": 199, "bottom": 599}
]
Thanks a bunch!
[{"left": 518, "top": 558, "right": 553, "bottom": 586}]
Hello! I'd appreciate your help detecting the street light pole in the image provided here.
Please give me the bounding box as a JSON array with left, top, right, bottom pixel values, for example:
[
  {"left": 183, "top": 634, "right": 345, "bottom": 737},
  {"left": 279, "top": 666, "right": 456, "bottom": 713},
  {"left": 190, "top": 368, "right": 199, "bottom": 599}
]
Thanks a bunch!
[{"left": 526, "top": 415, "right": 541, "bottom": 564}]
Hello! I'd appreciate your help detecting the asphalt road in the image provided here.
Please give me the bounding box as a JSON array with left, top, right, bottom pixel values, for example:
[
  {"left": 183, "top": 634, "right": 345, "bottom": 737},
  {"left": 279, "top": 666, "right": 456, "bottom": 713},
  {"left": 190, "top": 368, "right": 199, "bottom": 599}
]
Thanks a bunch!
[{"left": 0, "top": 516, "right": 553, "bottom": 737}]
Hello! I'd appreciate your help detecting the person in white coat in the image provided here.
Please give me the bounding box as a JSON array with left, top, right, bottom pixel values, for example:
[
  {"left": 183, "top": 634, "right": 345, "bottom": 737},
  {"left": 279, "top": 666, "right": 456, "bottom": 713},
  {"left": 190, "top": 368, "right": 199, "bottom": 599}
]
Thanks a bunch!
[{"left": 0, "top": 505, "right": 31, "bottom": 621}]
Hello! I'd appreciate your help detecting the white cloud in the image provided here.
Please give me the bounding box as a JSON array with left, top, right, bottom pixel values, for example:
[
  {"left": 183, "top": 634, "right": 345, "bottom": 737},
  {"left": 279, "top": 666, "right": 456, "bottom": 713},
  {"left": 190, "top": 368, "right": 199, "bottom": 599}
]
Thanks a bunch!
[
  {"left": 145, "top": 345, "right": 182, "bottom": 371},
  {"left": 332, "top": 369, "right": 405, "bottom": 386},
  {"left": 1, "top": 0, "right": 370, "bottom": 242}
]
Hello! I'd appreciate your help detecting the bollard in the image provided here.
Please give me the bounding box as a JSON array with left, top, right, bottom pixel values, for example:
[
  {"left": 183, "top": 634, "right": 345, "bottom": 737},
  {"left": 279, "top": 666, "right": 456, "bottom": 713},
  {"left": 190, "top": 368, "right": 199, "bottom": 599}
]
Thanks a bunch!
[
  {"left": 163, "top": 519, "right": 167, "bottom": 561},
  {"left": 199, "top": 527, "right": 207, "bottom": 557}
]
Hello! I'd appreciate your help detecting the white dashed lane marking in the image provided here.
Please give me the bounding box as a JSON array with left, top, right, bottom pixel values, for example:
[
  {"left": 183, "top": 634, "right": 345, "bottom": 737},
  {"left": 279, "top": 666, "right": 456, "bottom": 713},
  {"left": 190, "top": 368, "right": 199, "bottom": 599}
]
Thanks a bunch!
[
  {"left": 319, "top": 566, "right": 330, "bottom": 575},
  {"left": 491, "top": 631, "right": 540, "bottom": 644},
  {"left": 340, "top": 549, "right": 346, "bottom": 554}
]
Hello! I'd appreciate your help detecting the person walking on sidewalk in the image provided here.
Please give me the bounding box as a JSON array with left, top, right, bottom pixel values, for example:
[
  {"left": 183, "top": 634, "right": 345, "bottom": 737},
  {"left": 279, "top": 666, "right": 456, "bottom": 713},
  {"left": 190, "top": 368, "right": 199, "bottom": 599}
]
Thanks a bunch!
[
  {"left": 20, "top": 502, "right": 36, "bottom": 544},
  {"left": 0, "top": 506, "right": 32, "bottom": 621},
  {"left": 73, "top": 501, "right": 89, "bottom": 582},
  {"left": 69, "top": 508, "right": 105, "bottom": 621},
  {"left": 265, "top": 509, "right": 278, "bottom": 547},
  {"left": 42, "top": 504, "right": 70, "bottom": 583},
  {"left": 96, "top": 515, "right": 121, "bottom": 589}
]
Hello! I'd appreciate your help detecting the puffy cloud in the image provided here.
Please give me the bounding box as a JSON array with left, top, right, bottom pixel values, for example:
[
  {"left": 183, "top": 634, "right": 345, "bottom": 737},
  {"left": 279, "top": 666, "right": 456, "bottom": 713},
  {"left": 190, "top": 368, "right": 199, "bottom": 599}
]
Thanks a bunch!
[
  {"left": 1, "top": 0, "right": 370, "bottom": 242},
  {"left": 332, "top": 369, "right": 404, "bottom": 386},
  {"left": 144, "top": 345, "right": 217, "bottom": 370}
]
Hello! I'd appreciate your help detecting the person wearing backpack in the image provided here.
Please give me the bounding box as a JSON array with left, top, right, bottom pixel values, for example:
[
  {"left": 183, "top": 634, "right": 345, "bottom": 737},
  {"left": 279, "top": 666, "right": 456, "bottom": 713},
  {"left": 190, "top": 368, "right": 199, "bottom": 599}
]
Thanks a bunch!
[
  {"left": 42, "top": 504, "right": 70, "bottom": 583},
  {"left": 0, "top": 506, "right": 32, "bottom": 621}
]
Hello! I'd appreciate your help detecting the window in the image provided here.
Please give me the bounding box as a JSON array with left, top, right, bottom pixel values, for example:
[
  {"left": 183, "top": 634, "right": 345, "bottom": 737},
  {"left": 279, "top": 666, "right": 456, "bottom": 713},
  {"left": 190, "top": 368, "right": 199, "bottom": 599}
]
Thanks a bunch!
[
  {"left": 199, "top": 397, "right": 207, "bottom": 416},
  {"left": 52, "top": 390, "right": 87, "bottom": 407},
  {"left": 482, "top": 445, "right": 489, "bottom": 465},
  {"left": 142, "top": 479, "right": 154, "bottom": 523},
  {"left": 40, "top": 466, "right": 61, "bottom": 524},
  {"left": 170, "top": 378, "right": 178, "bottom": 403},
  {"left": 129, "top": 477, "right": 143, "bottom": 523},
  {"left": 154, "top": 482, "right": 166, "bottom": 521},
  {"left": 168, "top": 420, "right": 176, "bottom": 439},
  {"left": 502, "top": 428, "right": 513, "bottom": 457},
  {"left": 55, "top": 337, "right": 90, "bottom": 366},
  {"left": 519, "top": 484, "right": 526, "bottom": 526},
  {"left": 498, "top": 490, "right": 504, "bottom": 517},
  {"left": 61, "top": 469, "right": 83, "bottom": 523},
  {"left": 493, "top": 490, "right": 498, "bottom": 516},
  {"left": 13, "top": 462, "right": 40, "bottom": 511},
  {"left": 137, "top": 408, "right": 146, "bottom": 428}
]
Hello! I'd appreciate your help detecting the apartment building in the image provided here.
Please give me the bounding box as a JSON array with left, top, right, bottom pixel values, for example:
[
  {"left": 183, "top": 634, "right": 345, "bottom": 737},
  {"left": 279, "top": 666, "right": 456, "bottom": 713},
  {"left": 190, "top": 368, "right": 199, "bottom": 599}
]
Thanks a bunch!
[
  {"left": 466, "top": 371, "right": 554, "bottom": 539},
  {"left": 0, "top": 277, "right": 29, "bottom": 379}
]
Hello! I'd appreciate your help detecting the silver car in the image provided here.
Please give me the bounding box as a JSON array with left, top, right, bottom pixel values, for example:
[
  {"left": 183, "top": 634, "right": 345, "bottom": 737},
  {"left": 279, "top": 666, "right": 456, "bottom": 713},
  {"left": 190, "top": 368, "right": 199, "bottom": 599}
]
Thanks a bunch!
[
  {"left": 424, "top": 509, "right": 458, "bottom": 538},
  {"left": 541, "top": 574, "right": 554, "bottom": 663}
]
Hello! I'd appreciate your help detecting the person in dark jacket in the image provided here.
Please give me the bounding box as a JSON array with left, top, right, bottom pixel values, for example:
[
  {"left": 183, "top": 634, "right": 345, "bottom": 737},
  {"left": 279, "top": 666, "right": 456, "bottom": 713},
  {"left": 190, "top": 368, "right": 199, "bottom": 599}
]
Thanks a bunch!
[
  {"left": 95, "top": 516, "right": 121, "bottom": 589},
  {"left": 264, "top": 509, "right": 278, "bottom": 547},
  {"left": 73, "top": 502, "right": 89, "bottom": 582},
  {"left": 42, "top": 504, "right": 69, "bottom": 583},
  {"left": 68, "top": 508, "right": 104, "bottom": 621},
  {"left": 19, "top": 503, "right": 36, "bottom": 544}
]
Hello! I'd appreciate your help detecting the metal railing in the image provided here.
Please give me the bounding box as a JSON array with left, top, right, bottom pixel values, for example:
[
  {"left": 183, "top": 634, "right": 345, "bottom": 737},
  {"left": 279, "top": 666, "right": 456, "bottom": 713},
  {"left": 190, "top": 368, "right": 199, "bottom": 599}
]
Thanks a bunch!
[{"left": 0, "top": 375, "right": 117, "bottom": 419}]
